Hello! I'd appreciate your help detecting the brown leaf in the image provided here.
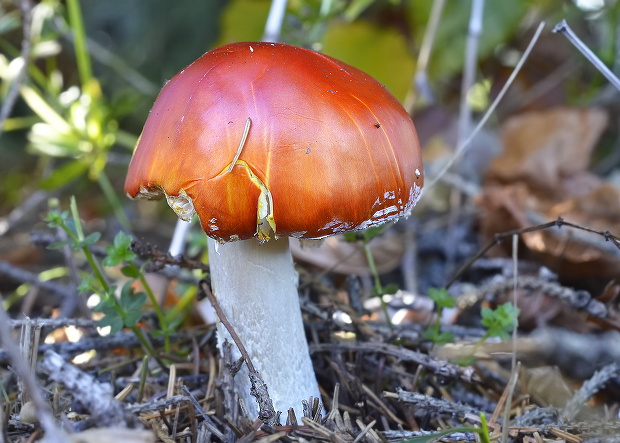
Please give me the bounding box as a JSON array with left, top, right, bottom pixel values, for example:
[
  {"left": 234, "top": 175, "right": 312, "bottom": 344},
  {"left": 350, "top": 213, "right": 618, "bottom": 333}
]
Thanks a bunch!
[
  {"left": 478, "top": 107, "right": 620, "bottom": 291},
  {"left": 487, "top": 107, "right": 608, "bottom": 197},
  {"left": 290, "top": 232, "right": 404, "bottom": 275}
]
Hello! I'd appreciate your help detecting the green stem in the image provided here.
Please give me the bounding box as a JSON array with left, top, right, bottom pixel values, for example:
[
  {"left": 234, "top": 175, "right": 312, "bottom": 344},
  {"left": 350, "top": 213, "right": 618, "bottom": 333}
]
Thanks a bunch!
[
  {"left": 363, "top": 242, "right": 393, "bottom": 329},
  {"left": 164, "top": 285, "right": 196, "bottom": 323},
  {"left": 136, "top": 355, "right": 149, "bottom": 403},
  {"left": 130, "top": 325, "right": 158, "bottom": 358},
  {"left": 138, "top": 274, "right": 170, "bottom": 352},
  {"left": 66, "top": 0, "right": 92, "bottom": 88},
  {"left": 68, "top": 198, "right": 158, "bottom": 359},
  {"left": 97, "top": 172, "right": 132, "bottom": 232}
]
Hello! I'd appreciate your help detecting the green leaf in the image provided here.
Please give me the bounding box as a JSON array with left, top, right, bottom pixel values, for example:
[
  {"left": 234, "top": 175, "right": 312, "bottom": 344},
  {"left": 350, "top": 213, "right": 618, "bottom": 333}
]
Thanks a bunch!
[
  {"left": 80, "top": 232, "right": 101, "bottom": 247},
  {"left": 0, "top": 10, "right": 21, "bottom": 35},
  {"left": 103, "top": 232, "right": 136, "bottom": 267},
  {"left": 428, "top": 287, "right": 456, "bottom": 309},
  {"left": 20, "top": 86, "right": 72, "bottom": 132},
  {"left": 481, "top": 303, "right": 520, "bottom": 340},
  {"left": 383, "top": 283, "right": 399, "bottom": 295},
  {"left": 77, "top": 275, "right": 95, "bottom": 294},
  {"left": 97, "top": 315, "right": 124, "bottom": 334},
  {"left": 362, "top": 225, "right": 387, "bottom": 242},
  {"left": 39, "top": 160, "right": 89, "bottom": 190},
  {"left": 120, "top": 264, "right": 141, "bottom": 279},
  {"left": 44, "top": 209, "right": 69, "bottom": 228},
  {"left": 47, "top": 240, "right": 71, "bottom": 250},
  {"left": 119, "top": 282, "right": 147, "bottom": 312},
  {"left": 343, "top": 232, "right": 362, "bottom": 242},
  {"left": 215, "top": 0, "right": 270, "bottom": 45},
  {"left": 123, "top": 310, "right": 142, "bottom": 328},
  {"left": 422, "top": 327, "right": 454, "bottom": 345}
]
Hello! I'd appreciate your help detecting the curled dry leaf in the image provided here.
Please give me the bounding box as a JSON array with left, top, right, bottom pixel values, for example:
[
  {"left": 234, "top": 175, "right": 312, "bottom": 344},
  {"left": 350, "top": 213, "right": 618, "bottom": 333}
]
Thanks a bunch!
[
  {"left": 487, "top": 107, "right": 608, "bottom": 197},
  {"left": 479, "top": 107, "right": 620, "bottom": 289},
  {"left": 290, "top": 232, "right": 405, "bottom": 275}
]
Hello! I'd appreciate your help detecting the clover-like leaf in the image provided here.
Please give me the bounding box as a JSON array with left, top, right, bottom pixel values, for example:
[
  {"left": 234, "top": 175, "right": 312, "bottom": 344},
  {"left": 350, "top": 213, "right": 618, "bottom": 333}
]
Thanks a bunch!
[
  {"left": 428, "top": 287, "right": 456, "bottom": 310},
  {"left": 481, "top": 303, "right": 520, "bottom": 340},
  {"left": 103, "top": 232, "right": 136, "bottom": 267},
  {"left": 97, "top": 314, "right": 124, "bottom": 335}
]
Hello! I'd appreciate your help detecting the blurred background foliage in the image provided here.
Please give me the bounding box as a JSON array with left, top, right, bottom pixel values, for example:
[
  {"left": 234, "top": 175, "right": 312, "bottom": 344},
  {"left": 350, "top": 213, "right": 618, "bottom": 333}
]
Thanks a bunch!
[{"left": 0, "top": 0, "right": 618, "bottom": 238}]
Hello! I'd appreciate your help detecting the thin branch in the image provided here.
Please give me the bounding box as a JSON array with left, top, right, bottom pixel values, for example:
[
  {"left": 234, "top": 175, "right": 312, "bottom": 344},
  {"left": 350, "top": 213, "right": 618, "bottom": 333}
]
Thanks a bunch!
[
  {"left": 199, "top": 281, "right": 255, "bottom": 373},
  {"left": 446, "top": 217, "right": 620, "bottom": 288},
  {"left": 199, "top": 280, "right": 278, "bottom": 425},
  {"left": 502, "top": 228, "right": 520, "bottom": 443},
  {"left": 130, "top": 239, "right": 209, "bottom": 272},
  {"left": 457, "top": 0, "right": 484, "bottom": 147},
  {"left": 425, "top": 21, "right": 545, "bottom": 192},
  {"left": 563, "top": 363, "right": 620, "bottom": 421},
  {"left": 311, "top": 341, "right": 477, "bottom": 383},
  {"left": 180, "top": 385, "right": 226, "bottom": 441},
  {"left": 553, "top": 20, "right": 620, "bottom": 91},
  {"left": 404, "top": 0, "right": 445, "bottom": 111},
  {"left": 385, "top": 388, "right": 481, "bottom": 418},
  {"left": 0, "top": 260, "right": 73, "bottom": 299}
]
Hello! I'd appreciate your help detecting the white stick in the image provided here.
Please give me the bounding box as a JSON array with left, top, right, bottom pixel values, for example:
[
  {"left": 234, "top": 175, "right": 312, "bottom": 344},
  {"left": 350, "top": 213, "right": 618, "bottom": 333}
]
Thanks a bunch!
[
  {"left": 207, "top": 236, "right": 321, "bottom": 420},
  {"left": 425, "top": 21, "right": 546, "bottom": 192},
  {"left": 168, "top": 218, "right": 192, "bottom": 257},
  {"left": 262, "top": 0, "right": 288, "bottom": 42},
  {"left": 456, "top": 0, "right": 484, "bottom": 145}
]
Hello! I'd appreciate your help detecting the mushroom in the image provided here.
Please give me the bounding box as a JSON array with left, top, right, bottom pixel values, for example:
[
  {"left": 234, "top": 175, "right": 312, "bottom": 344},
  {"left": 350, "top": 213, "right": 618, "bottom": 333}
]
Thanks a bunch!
[{"left": 124, "top": 42, "right": 424, "bottom": 420}]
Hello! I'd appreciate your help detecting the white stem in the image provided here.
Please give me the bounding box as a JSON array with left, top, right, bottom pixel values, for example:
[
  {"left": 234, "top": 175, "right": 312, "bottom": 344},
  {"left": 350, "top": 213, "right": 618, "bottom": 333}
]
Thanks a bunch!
[
  {"left": 169, "top": 218, "right": 192, "bottom": 257},
  {"left": 207, "top": 236, "right": 320, "bottom": 421}
]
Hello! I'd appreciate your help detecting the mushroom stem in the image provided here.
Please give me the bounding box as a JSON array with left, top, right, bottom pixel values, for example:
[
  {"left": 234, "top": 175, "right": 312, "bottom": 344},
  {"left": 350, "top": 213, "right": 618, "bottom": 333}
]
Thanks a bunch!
[{"left": 206, "top": 236, "right": 320, "bottom": 421}]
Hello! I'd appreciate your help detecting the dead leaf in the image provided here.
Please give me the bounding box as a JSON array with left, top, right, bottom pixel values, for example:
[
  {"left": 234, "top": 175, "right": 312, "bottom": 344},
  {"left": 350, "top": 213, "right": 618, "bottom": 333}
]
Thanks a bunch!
[
  {"left": 479, "top": 107, "right": 620, "bottom": 290},
  {"left": 290, "top": 232, "right": 405, "bottom": 275},
  {"left": 487, "top": 107, "right": 608, "bottom": 197}
]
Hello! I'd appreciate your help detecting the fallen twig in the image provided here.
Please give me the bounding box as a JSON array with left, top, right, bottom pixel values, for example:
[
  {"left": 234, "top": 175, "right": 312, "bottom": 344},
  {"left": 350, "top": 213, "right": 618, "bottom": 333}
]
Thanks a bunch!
[
  {"left": 0, "top": 303, "right": 67, "bottom": 442},
  {"left": 553, "top": 20, "right": 620, "bottom": 91},
  {"left": 385, "top": 388, "right": 483, "bottom": 418},
  {"left": 311, "top": 341, "right": 477, "bottom": 383},
  {"left": 199, "top": 280, "right": 278, "bottom": 426},
  {"left": 38, "top": 350, "right": 133, "bottom": 428},
  {"left": 447, "top": 217, "right": 620, "bottom": 288}
]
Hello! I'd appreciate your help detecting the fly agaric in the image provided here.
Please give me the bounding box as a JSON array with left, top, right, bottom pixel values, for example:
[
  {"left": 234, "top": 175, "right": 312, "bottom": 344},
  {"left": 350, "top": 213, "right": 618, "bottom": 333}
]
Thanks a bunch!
[{"left": 125, "top": 42, "right": 423, "bottom": 420}]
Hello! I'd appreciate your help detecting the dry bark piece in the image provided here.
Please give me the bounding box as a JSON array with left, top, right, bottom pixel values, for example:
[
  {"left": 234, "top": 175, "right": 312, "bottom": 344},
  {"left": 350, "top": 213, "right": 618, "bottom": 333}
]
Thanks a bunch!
[{"left": 38, "top": 350, "right": 133, "bottom": 428}]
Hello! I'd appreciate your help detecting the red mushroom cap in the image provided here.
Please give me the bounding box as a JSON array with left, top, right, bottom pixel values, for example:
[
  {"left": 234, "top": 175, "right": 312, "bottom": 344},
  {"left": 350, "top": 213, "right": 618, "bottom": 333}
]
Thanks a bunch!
[{"left": 125, "top": 42, "right": 423, "bottom": 242}]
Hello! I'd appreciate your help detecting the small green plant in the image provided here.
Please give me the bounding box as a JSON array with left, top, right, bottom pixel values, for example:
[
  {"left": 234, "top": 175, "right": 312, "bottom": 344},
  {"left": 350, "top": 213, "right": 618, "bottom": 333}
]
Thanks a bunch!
[
  {"left": 2, "top": 0, "right": 136, "bottom": 230},
  {"left": 480, "top": 302, "right": 520, "bottom": 341},
  {"left": 422, "top": 288, "right": 520, "bottom": 363},
  {"left": 45, "top": 197, "right": 173, "bottom": 355},
  {"left": 422, "top": 287, "right": 456, "bottom": 345},
  {"left": 344, "top": 225, "right": 398, "bottom": 327}
]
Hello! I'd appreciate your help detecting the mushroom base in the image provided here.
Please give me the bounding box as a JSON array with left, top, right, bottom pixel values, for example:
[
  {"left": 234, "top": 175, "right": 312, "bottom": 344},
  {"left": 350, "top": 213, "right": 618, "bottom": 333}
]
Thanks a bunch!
[{"left": 206, "top": 236, "right": 321, "bottom": 421}]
